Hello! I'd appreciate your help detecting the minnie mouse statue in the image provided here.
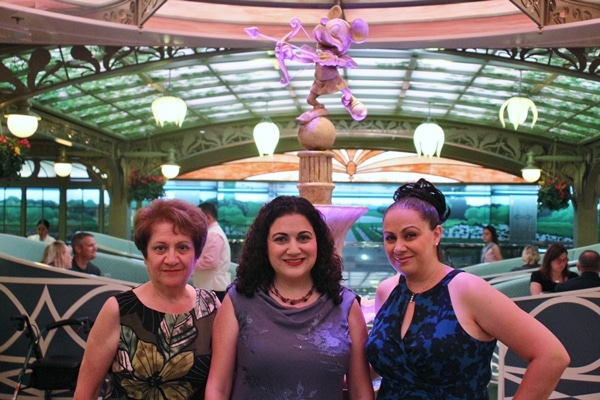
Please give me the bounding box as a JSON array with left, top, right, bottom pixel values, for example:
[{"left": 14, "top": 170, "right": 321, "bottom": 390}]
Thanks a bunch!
[{"left": 274, "top": 5, "right": 369, "bottom": 124}]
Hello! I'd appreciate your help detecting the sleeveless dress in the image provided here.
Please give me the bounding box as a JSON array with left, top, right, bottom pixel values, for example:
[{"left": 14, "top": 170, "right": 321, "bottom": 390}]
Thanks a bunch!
[
  {"left": 228, "top": 285, "right": 358, "bottom": 400},
  {"left": 106, "top": 287, "right": 218, "bottom": 399},
  {"left": 366, "top": 269, "right": 496, "bottom": 400}
]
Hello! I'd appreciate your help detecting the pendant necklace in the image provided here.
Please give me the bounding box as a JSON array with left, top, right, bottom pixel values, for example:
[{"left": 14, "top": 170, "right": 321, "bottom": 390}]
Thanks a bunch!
[
  {"left": 271, "top": 285, "right": 314, "bottom": 305},
  {"left": 407, "top": 270, "right": 445, "bottom": 302}
]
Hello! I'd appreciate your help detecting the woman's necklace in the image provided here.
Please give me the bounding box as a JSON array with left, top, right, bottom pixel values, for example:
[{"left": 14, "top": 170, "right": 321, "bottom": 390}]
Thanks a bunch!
[
  {"left": 271, "top": 285, "right": 314, "bottom": 305},
  {"left": 406, "top": 269, "right": 446, "bottom": 302}
]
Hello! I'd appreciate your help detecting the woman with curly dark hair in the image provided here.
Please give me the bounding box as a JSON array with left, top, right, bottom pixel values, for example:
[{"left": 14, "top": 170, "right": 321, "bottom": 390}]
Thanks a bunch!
[{"left": 206, "top": 196, "right": 373, "bottom": 400}]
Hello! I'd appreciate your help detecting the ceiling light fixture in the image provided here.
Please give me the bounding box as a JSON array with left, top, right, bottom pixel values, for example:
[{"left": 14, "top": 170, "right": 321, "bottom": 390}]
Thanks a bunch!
[
  {"left": 54, "top": 147, "right": 72, "bottom": 177},
  {"left": 4, "top": 103, "right": 41, "bottom": 138},
  {"left": 499, "top": 70, "right": 538, "bottom": 130},
  {"left": 253, "top": 101, "right": 279, "bottom": 156},
  {"left": 520, "top": 150, "right": 586, "bottom": 183},
  {"left": 521, "top": 152, "right": 542, "bottom": 183},
  {"left": 413, "top": 103, "right": 444, "bottom": 157},
  {"left": 160, "top": 148, "right": 180, "bottom": 179},
  {"left": 151, "top": 70, "right": 187, "bottom": 127}
]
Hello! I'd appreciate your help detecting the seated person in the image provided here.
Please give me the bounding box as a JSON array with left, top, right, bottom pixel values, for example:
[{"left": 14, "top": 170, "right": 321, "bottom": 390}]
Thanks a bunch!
[
  {"left": 70, "top": 232, "right": 101, "bottom": 275},
  {"left": 27, "top": 219, "right": 56, "bottom": 243},
  {"left": 555, "top": 250, "right": 600, "bottom": 292},
  {"left": 41, "top": 240, "right": 73, "bottom": 269},
  {"left": 530, "top": 243, "right": 578, "bottom": 295},
  {"left": 511, "top": 245, "right": 540, "bottom": 271}
]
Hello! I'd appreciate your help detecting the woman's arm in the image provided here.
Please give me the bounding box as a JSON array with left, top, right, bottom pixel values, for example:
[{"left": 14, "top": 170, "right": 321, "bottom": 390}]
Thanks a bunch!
[
  {"left": 346, "top": 300, "right": 375, "bottom": 400},
  {"left": 492, "top": 244, "right": 503, "bottom": 261},
  {"left": 205, "top": 294, "right": 239, "bottom": 400},
  {"left": 458, "top": 276, "right": 569, "bottom": 400},
  {"left": 73, "top": 297, "right": 121, "bottom": 400},
  {"left": 374, "top": 274, "right": 398, "bottom": 312}
]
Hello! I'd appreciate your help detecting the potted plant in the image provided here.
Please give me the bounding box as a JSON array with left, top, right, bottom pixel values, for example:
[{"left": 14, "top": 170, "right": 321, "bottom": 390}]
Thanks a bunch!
[
  {"left": 128, "top": 168, "right": 165, "bottom": 202},
  {"left": 0, "top": 135, "right": 30, "bottom": 180},
  {"left": 537, "top": 176, "right": 571, "bottom": 211}
]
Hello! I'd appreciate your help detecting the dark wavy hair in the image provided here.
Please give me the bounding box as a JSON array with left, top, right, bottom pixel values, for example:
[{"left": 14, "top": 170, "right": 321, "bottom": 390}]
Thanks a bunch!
[
  {"left": 133, "top": 198, "right": 208, "bottom": 259},
  {"left": 483, "top": 225, "right": 499, "bottom": 244},
  {"left": 386, "top": 178, "right": 451, "bottom": 260},
  {"left": 235, "top": 196, "right": 344, "bottom": 304},
  {"left": 539, "top": 243, "right": 569, "bottom": 281}
]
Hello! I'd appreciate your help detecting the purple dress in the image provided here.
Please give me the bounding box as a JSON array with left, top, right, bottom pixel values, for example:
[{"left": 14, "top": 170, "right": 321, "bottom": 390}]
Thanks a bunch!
[{"left": 227, "top": 285, "right": 358, "bottom": 400}]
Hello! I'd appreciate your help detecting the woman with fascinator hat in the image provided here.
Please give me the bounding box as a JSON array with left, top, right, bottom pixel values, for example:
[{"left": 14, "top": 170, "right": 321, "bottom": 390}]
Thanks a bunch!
[{"left": 366, "top": 178, "right": 569, "bottom": 399}]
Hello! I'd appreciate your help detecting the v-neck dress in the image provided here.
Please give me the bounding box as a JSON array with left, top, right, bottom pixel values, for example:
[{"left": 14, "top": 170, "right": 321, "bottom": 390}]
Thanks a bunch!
[
  {"left": 227, "top": 285, "right": 358, "bottom": 400},
  {"left": 366, "top": 269, "right": 496, "bottom": 399}
]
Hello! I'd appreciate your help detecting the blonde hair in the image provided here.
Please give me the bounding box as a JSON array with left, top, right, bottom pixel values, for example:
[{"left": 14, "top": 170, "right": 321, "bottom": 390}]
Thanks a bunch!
[
  {"left": 521, "top": 245, "right": 540, "bottom": 266},
  {"left": 41, "top": 240, "right": 72, "bottom": 269}
]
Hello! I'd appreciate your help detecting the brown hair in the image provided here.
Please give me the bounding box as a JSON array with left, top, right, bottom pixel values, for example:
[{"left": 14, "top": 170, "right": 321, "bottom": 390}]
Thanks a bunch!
[
  {"left": 133, "top": 198, "right": 208, "bottom": 259},
  {"left": 539, "top": 243, "right": 569, "bottom": 280}
]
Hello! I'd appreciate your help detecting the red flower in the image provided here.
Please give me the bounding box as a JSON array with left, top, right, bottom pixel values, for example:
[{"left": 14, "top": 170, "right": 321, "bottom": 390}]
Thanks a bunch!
[{"left": 128, "top": 167, "right": 165, "bottom": 202}]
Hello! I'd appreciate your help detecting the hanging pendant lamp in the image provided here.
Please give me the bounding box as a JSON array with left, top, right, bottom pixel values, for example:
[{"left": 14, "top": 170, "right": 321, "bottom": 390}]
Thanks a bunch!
[
  {"left": 152, "top": 70, "right": 187, "bottom": 127},
  {"left": 499, "top": 70, "right": 538, "bottom": 130},
  {"left": 253, "top": 101, "right": 279, "bottom": 156},
  {"left": 413, "top": 103, "right": 445, "bottom": 157}
]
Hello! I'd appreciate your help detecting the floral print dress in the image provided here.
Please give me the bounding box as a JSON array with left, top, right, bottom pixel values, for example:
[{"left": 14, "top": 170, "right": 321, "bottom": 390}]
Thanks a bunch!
[{"left": 106, "top": 288, "right": 218, "bottom": 399}]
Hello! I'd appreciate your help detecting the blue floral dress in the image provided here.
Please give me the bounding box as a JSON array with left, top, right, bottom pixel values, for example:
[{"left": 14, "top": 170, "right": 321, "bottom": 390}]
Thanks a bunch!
[
  {"left": 366, "top": 269, "right": 496, "bottom": 399},
  {"left": 106, "top": 288, "right": 218, "bottom": 399},
  {"left": 228, "top": 285, "right": 358, "bottom": 400}
]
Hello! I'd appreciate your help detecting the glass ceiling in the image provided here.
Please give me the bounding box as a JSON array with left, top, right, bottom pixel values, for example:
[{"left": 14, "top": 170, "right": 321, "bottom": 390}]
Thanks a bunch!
[{"left": 2, "top": 46, "right": 599, "bottom": 147}]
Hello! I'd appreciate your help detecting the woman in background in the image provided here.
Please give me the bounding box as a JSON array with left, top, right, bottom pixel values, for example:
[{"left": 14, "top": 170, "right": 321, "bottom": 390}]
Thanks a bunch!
[
  {"left": 27, "top": 219, "right": 56, "bottom": 243},
  {"left": 511, "top": 245, "right": 540, "bottom": 271},
  {"left": 41, "top": 240, "right": 72, "bottom": 269},
  {"left": 530, "top": 243, "right": 578, "bottom": 294},
  {"left": 480, "top": 224, "right": 503, "bottom": 263}
]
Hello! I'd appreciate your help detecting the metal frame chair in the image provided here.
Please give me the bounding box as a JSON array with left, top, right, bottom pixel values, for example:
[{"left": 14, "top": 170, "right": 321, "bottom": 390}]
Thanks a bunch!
[{"left": 11, "top": 314, "right": 91, "bottom": 400}]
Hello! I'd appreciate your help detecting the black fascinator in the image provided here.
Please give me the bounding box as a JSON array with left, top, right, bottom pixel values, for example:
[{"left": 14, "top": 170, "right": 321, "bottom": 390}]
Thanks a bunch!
[{"left": 393, "top": 178, "right": 451, "bottom": 223}]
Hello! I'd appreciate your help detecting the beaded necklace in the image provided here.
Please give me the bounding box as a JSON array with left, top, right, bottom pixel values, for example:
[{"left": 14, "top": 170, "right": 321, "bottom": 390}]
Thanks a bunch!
[{"left": 271, "top": 285, "right": 314, "bottom": 305}]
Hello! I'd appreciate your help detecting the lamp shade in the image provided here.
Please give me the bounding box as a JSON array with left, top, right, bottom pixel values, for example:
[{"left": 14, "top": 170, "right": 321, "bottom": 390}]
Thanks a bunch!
[
  {"left": 54, "top": 148, "right": 72, "bottom": 177},
  {"left": 54, "top": 161, "right": 72, "bottom": 177},
  {"left": 5, "top": 113, "right": 40, "bottom": 138},
  {"left": 413, "top": 121, "right": 445, "bottom": 157},
  {"left": 253, "top": 117, "right": 280, "bottom": 156},
  {"left": 499, "top": 96, "right": 538, "bottom": 130},
  {"left": 161, "top": 163, "right": 180, "bottom": 179},
  {"left": 521, "top": 166, "right": 541, "bottom": 183},
  {"left": 152, "top": 96, "right": 187, "bottom": 127},
  {"left": 160, "top": 148, "right": 180, "bottom": 179}
]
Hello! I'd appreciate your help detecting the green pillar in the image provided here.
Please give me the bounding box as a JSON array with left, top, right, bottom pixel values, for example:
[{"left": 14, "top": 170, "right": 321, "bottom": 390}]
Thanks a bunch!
[{"left": 573, "top": 162, "right": 600, "bottom": 247}]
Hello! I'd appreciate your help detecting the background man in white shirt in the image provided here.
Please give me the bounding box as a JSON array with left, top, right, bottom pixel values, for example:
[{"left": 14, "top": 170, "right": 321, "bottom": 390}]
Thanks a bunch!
[{"left": 193, "top": 202, "right": 232, "bottom": 301}]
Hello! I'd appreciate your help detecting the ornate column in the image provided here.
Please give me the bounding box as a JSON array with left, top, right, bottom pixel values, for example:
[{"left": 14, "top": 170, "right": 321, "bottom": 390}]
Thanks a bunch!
[{"left": 571, "top": 160, "right": 600, "bottom": 246}]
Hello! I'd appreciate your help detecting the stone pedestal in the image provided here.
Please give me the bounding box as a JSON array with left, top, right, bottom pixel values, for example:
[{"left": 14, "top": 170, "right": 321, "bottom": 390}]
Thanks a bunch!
[
  {"left": 297, "top": 150, "right": 335, "bottom": 205},
  {"left": 296, "top": 117, "right": 367, "bottom": 255}
]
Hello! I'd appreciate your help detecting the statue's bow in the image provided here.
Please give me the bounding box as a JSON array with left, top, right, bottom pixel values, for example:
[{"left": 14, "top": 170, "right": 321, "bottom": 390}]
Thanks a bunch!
[{"left": 245, "top": 18, "right": 311, "bottom": 86}]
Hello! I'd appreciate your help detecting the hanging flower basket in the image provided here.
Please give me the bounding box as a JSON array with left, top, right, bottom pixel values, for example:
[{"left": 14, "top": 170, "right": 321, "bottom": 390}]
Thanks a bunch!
[
  {"left": 128, "top": 168, "right": 165, "bottom": 202},
  {"left": 538, "top": 176, "right": 571, "bottom": 211},
  {"left": 0, "top": 136, "right": 30, "bottom": 180}
]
